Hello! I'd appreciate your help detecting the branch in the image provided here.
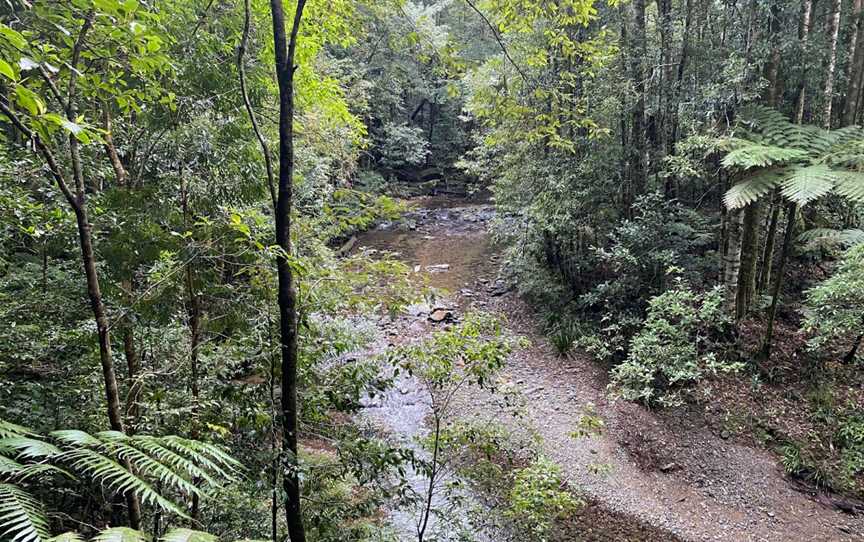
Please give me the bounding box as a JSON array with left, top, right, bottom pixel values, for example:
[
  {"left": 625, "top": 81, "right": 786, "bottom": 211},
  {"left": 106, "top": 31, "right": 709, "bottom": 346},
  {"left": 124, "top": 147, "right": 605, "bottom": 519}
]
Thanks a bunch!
[
  {"left": 0, "top": 100, "right": 79, "bottom": 209},
  {"left": 239, "top": 0, "right": 277, "bottom": 209},
  {"left": 463, "top": 0, "right": 530, "bottom": 85}
]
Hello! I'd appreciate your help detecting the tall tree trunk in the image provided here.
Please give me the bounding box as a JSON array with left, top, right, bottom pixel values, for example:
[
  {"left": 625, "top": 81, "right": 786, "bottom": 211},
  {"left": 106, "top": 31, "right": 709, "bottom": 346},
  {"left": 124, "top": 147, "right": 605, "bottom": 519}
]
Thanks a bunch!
[
  {"left": 736, "top": 201, "right": 762, "bottom": 319},
  {"left": 843, "top": 0, "right": 864, "bottom": 126},
  {"left": 757, "top": 195, "right": 781, "bottom": 292},
  {"left": 670, "top": 0, "right": 693, "bottom": 152},
  {"left": 724, "top": 204, "right": 743, "bottom": 311},
  {"left": 269, "top": 1, "right": 308, "bottom": 541},
  {"left": 823, "top": 0, "right": 843, "bottom": 128},
  {"left": 629, "top": 0, "right": 648, "bottom": 203},
  {"left": 761, "top": 203, "right": 797, "bottom": 359},
  {"left": 795, "top": 0, "right": 814, "bottom": 123}
]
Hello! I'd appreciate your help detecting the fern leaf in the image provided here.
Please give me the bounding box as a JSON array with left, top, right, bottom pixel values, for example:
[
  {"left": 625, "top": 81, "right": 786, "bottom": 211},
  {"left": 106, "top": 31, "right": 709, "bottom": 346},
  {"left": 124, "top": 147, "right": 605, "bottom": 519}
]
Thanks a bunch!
[
  {"left": 49, "top": 431, "right": 103, "bottom": 448},
  {"left": 61, "top": 449, "right": 189, "bottom": 519},
  {"left": 0, "top": 483, "right": 49, "bottom": 542},
  {"left": 92, "top": 528, "right": 151, "bottom": 542},
  {"left": 1, "top": 461, "right": 72, "bottom": 482},
  {"left": 159, "top": 437, "right": 241, "bottom": 479},
  {"left": 798, "top": 228, "right": 864, "bottom": 249},
  {"left": 0, "top": 421, "right": 35, "bottom": 439},
  {"left": 723, "top": 170, "right": 784, "bottom": 209},
  {"left": 47, "top": 533, "right": 85, "bottom": 542},
  {"left": 104, "top": 442, "right": 202, "bottom": 497},
  {"left": 160, "top": 529, "right": 217, "bottom": 542},
  {"left": 129, "top": 438, "right": 219, "bottom": 487},
  {"left": 0, "top": 439, "right": 62, "bottom": 460},
  {"left": 833, "top": 170, "right": 864, "bottom": 202},
  {"left": 721, "top": 144, "right": 808, "bottom": 169},
  {"left": 780, "top": 165, "right": 837, "bottom": 205}
]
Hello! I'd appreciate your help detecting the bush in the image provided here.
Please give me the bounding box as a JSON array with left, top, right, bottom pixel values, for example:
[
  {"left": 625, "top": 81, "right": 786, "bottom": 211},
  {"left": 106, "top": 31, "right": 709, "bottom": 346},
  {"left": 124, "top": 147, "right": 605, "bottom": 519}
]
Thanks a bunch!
[
  {"left": 803, "top": 243, "right": 864, "bottom": 363},
  {"left": 609, "top": 282, "right": 740, "bottom": 406},
  {"left": 505, "top": 457, "right": 583, "bottom": 541},
  {"left": 376, "top": 123, "right": 431, "bottom": 169}
]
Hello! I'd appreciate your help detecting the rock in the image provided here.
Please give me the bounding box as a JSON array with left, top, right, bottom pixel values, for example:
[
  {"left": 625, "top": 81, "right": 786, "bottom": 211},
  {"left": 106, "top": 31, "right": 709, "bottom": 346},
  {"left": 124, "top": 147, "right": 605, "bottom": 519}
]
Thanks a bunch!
[
  {"left": 425, "top": 264, "right": 450, "bottom": 272},
  {"left": 720, "top": 430, "right": 730, "bottom": 440},
  {"left": 428, "top": 308, "right": 453, "bottom": 323},
  {"left": 660, "top": 462, "right": 677, "bottom": 472}
]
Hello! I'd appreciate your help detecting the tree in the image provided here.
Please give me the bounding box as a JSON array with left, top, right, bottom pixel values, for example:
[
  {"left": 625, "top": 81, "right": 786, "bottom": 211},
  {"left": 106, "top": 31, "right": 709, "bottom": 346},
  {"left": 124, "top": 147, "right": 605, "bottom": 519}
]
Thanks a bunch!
[{"left": 268, "top": 1, "right": 307, "bottom": 540}]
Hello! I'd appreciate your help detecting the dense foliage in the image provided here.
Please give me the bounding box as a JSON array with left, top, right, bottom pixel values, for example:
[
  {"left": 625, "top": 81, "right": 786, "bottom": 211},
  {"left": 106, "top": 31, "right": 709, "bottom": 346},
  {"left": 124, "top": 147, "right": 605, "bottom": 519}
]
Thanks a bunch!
[{"left": 2, "top": 0, "right": 864, "bottom": 539}]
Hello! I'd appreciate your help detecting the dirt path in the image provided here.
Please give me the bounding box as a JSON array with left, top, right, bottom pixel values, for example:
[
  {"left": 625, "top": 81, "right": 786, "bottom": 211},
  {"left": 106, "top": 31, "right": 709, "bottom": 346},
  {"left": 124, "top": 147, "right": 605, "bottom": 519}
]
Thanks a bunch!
[{"left": 357, "top": 199, "right": 864, "bottom": 541}]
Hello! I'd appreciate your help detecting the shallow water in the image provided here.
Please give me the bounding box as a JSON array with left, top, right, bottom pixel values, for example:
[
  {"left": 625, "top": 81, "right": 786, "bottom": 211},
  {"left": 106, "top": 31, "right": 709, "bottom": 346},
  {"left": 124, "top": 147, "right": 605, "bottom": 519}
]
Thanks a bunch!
[{"left": 355, "top": 199, "right": 499, "bottom": 541}]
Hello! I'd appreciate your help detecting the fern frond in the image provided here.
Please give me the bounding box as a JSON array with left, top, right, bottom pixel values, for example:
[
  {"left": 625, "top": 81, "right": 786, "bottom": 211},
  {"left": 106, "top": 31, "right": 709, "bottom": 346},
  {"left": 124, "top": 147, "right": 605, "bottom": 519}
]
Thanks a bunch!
[
  {"left": 0, "top": 439, "right": 62, "bottom": 460},
  {"left": 105, "top": 442, "right": 202, "bottom": 497},
  {"left": 47, "top": 532, "right": 85, "bottom": 542},
  {"left": 159, "top": 437, "right": 241, "bottom": 479},
  {"left": 159, "top": 529, "right": 217, "bottom": 542},
  {"left": 129, "top": 438, "right": 219, "bottom": 487},
  {"left": 833, "top": 170, "right": 864, "bottom": 202},
  {"left": 49, "top": 431, "right": 103, "bottom": 448},
  {"left": 0, "top": 421, "right": 35, "bottom": 439},
  {"left": 0, "top": 483, "right": 49, "bottom": 542},
  {"left": 92, "top": 528, "right": 151, "bottom": 542},
  {"left": 723, "top": 170, "right": 785, "bottom": 209},
  {"left": 798, "top": 228, "right": 864, "bottom": 249},
  {"left": 780, "top": 165, "right": 838, "bottom": 205},
  {"left": 721, "top": 144, "right": 808, "bottom": 169},
  {"left": 0, "top": 461, "right": 72, "bottom": 482},
  {"left": 61, "top": 449, "right": 189, "bottom": 519}
]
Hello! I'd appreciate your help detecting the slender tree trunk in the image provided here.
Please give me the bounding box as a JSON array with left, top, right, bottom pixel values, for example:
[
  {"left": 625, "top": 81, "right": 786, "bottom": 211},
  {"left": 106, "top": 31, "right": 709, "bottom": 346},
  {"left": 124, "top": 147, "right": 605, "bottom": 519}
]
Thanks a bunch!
[
  {"left": 758, "top": 195, "right": 781, "bottom": 292},
  {"left": 795, "top": 0, "right": 814, "bottom": 123},
  {"left": 761, "top": 203, "right": 797, "bottom": 359},
  {"left": 103, "top": 108, "right": 127, "bottom": 187},
  {"left": 823, "top": 0, "right": 843, "bottom": 128},
  {"left": 180, "top": 173, "right": 203, "bottom": 519},
  {"left": 843, "top": 0, "right": 864, "bottom": 126},
  {"left": 736, "top": 202, "right": 762, "bottom": 319},
  {"left": 628, "top": 0, "right": 647, "bottom": 202},
  {"left": 724, "top": 205, "right": 743, "bottom": 311},
  {"left": 67, "top": 13, "right": 141, "bottom": 527},
  {"left": 670, "top": 0, "right": 693, "bottom": 152},
  {"left": 270, "top": 1, "right": 308, "bottom": 540}
]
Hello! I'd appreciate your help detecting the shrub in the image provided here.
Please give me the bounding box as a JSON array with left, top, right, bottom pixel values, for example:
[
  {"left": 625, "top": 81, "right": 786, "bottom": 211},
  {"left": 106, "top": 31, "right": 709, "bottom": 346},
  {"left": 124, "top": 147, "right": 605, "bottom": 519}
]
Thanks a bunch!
[
  {"left": 376, "top": 123, "right": 431, "bottom": 169},
  {"left": 505, "top": 457, "right": 583, "bottom": 541},
  {"left": 609, "top": 282, "right": 741, "bottom": 406},
  {"left": 803, "top": 243, "right": 864, "bottom": 363}
]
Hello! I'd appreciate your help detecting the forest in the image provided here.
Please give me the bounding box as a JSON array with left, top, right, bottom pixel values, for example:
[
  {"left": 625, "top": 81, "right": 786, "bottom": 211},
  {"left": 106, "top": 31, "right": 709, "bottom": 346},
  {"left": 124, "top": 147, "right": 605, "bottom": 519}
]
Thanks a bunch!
[{"left": 1, "top": 0, "right": 863, "bottom": 540}]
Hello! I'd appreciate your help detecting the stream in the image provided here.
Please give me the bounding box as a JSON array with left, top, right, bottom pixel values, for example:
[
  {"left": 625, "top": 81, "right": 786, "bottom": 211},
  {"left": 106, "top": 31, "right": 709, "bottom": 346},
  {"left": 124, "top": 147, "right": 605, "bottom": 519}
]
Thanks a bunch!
[{"left": 355, "top": 198, "right": 500, "bottom": 541}]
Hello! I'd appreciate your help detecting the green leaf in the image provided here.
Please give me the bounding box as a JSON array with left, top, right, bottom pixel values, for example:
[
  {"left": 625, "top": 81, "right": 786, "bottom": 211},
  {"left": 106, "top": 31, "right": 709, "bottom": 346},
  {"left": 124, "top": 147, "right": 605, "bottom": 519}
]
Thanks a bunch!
[
  {"left": 13, "top": 87, "right": 46, "bottom": 116},
  {"left": 0, "top": 23, "right": 27, "bottom": 50},
  {"left": 0, "top": 59, "right": 16, "bottom": 81},
  {"left": 48, "top": 533, "right": 86, "bottom": 542}
]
